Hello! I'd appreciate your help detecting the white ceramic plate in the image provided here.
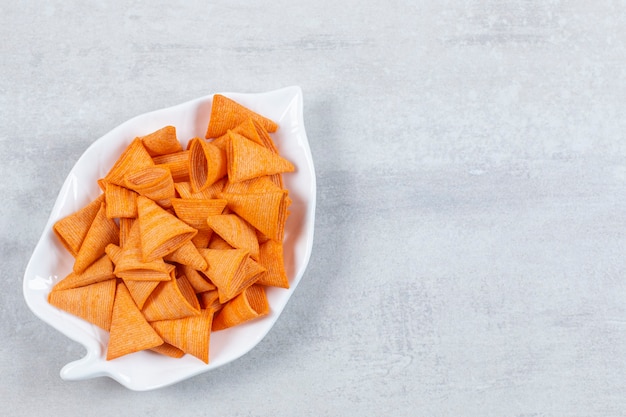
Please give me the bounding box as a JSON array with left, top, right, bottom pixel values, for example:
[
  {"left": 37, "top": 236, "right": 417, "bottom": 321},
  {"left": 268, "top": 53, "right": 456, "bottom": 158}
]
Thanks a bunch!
[{"left": 23, "top": 86, "right": 316, "bottom": 391}]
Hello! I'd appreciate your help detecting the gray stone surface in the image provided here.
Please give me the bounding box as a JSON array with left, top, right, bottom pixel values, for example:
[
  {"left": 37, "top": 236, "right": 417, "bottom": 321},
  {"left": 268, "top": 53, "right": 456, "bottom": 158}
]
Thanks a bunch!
[{"left": 3, "top": 1, "right": 626, "bottom": 416}]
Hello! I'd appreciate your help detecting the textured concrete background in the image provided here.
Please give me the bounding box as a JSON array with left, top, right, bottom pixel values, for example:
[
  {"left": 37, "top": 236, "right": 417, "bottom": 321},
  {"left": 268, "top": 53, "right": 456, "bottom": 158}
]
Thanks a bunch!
[{"left": 3, "top": 1, "right": 626, "bottom": 416}]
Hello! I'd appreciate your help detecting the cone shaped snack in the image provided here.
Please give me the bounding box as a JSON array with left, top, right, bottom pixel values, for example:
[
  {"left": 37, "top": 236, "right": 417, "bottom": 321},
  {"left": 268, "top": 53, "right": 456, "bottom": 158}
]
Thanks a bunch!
[
  {"left": 191, "top": 229, "right": 212, "bottom": 249},
  {"left": 174, "top": 178, "right": 226, "bottom": 200},
  {"left": 105, "top": 182, "right": 138, "bottom": 219},
  {"left": 212, "top": 285, "right": 269, "bottom": 331},
  {"left": 227, "top": 132, "right": 294, "bottom": 183},
  {"left": 207, "top": 233, "right": 235, "bottom": 250},
  {"left": 73, "top": 203, "right": 120, "bottom": 274},
  {"left": 163, "top": 240, "right": 208, "bottom": 271},
  {"left": 206, "top": 214, "right": 259, "bottom": 260},
  {"left": 205, "top": 94, "right": 278, "bottom": 138},
  {"left": 53, "top": 194, "right": 105, "bottom": 257},
  {"left": 118, "top": 217, "right": 135, "bottom": 248},
  {"left": 140, "top": 125, "right": 182, "bottom": 156},
  {"left": 256, "top": 240, "right": 290, "bottom": 288},
  {"left": 105, "top": 243, "right": 122, "bottom": 265},
  {"left": 200, "top": 248, "right": 255, "bottom": 303},
  {"left": 142, "top": 274, "right": 201, "bottom": 322},
  {"left": 123, "top": 279, "right": 160, "bottom": 309},
  {"left": 218, "top": 191, "right": 288, "bottom": 242},
  {"left": 106, "top": 282, "right": 164, "bottom": 360},
  {"left": 136, "top": 196, "right": 197, "bottom": 262},
  {"left": 151, "top": 308, "right": 214, "bottom": 363},
  {"left": 114, "top": 222, "right": 174, "bottom": 281},
  {"left": 103, "top": 138, "right": 154, "bottom": 187},
  {"left": 210, "top": 117, "right": 264, "bottom": 152},
  {"left": 223, "top": 176, "right": 281, "bottom": 195},
  {"left": 197, "top": 290, "right": 221, "bottom": 311},
  {"left": 52, "top": 254, "right": 115, "bottom": 291},
  {"left": 124, "top": 166, "right": 176, "bottom": 207},
  {"left": 153, "top": 150, "right": 190, "bottom": 182},
  {"left": 188, "top": 138, "right": 227, "bottom": 192},
  {"left": 150, "top": 342, "right": 185, "bottom": 358},
  {"left": 48, "top": 279, "right": 116, "bottom": 331},
  {"left": 171, "top": 198, "right": 227, "bottom": 231},
  {"left": 179, "top": 264, "right": 216, "bottom": 293}
]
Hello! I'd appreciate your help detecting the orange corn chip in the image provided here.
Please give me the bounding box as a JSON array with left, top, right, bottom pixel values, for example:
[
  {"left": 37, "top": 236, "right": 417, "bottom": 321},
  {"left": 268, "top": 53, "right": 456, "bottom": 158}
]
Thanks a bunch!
[
  {"left": 206, "top": 214, "right": 260, "bottom": 260},
  {"left": 140, "top": 125, "right": 182, "bottom": 156},
  {"left": 170, "top": 198, "right": 227, "bottom": 231},
  {"left": 105, "top": 182, "right": 138, "bottom": 218},
  {"left": 208, "top": 233, "right": 235, "bottom": 250},
  {"left": 151, "top": 308, "right": 213, "bottom": 363},
  {"left": 179, "top": 264, "right": 216, "bottom": 293},
  {"left": 124, "top": 166, "right": 176, "bottom": 208},
  {"left": 188, "top": 138, "right": 227, "bottom": 192},
  {"left": 210, "top": 117, "right": 264, "bottom": 152},
  {"left": 105, "top": 243, "right": 122, "bottom": 264},
  {"left": 223, "top": 176, "right": 281, "bottom": 195},
  {"left": 191, "top": 229, "right": 212, "bottom": 249},
  {"left": 197, "top": 290, "right": 221, "bottom": 311},
  {"left": 219, "top": 191, "right": 288, "bottom": 242},
  {"left": 103, "top": 138, "right": 154, "bottom": 187},
  {"left": 153, "top": 150, "right": 190, "bottom": 182},
  {"left": 118, "top": 217, "right": 135, "bottom": 248},
  {"left": 252, "top": 119, "right": 279, "bottom": 154},
  {"left": 163, "top": 240, "right": 208, "bottom": 271},
  {"left": 174, "top": 178, "right": 226, "bottom": 200},
  {"left": 212, "top": 285, "right": 269, "bottom": 331},
  {"left": 73, "top": 203, "right": 119, "bottom": 274},
  {"left": 205, "top": 94, "right": 278, "bottom": 138},
  {"left": 136, "top": 196, "right": 197, "bottom": 262},
  {"left": 123, "top": 279, "right": 160, "bottom": 309},
  {"left": 53, "top": 194, "right": 105, "bottom": 257},
  {"left": 48, "top": 279, "right": 116, "bottom": 331},
  {"left": 150, "top": 342, "right": 185, "bottom": 358},
  {"left": 106, "top": 282, "right": 164, "bottom": 360},
  {"left": 142, "top": 275, "right": 201, "bottom": 321},
  {"left": 227, "top": 132, "right": 295, "bottom": 183},
  {"left": 52, "top": 254, "right": 115, "bottom": 291},
  {"left": 256, "top": 240, "right": 290, "bottom": 288},
  {"left": 200, "top": 248, "right": 255, "bottom": 303},
  {"left": 113, "top": 223, "right": 173, "bottom": 281}
]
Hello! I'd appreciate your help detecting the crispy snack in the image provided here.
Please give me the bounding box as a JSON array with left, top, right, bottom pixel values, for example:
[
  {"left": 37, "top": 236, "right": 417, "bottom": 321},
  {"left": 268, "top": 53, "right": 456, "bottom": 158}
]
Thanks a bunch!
[
  {"left": 53, "top": 194, "right": 105, "bottom": 257},
  {"left": 226, "top": 131, "right": 294, "bottom": 183},
  {"left": 218, "top": 190, "right": 289, "bottom": 242},
  {"left": 106, "top": 282, "right": 164, "bottom": 360},
  {"left": 136, "top": 196, "right": 197, "bottom": 262},
  {"left": 151, "top": 309, "right": 213, "bottom": 364},
  {"left": 188, "top": 138, "right": 227, "bottom": 193},
  {"left": 171, "top": 198, "right": 227, "bottom": 231},
  {"left": 256, "top": 240, "right": 289, "bottom": 288},
  {"left": 48, "top": 279, "right": 116, "bottom": 331},
  {"left": 105, "top": 182, "right": 138, "bottom": 219},
  {"left": 205, "top": 94, "right": 278, "bottom": 138},
  {"left": 103, "top": 138, "right": 154, "bottom": 187},
  {"left": 153, "top": 150, "right": 190, "bottom": 182},
  {"left": 140, "top": 125, "right": 182, "bottom": 156},
  {"left": 142, "top": 275, "right": 201, "bottom": 321},
  {"left": 206, "top": 214, "right": 260, "bottom": 260},
  {"left": 200, "top": 248, "right": 251, "bottom": 303},
  {"left": 212, "top": 285, "right": 269, "bottom": 331},
  {"left": 52, "top": 254, "right": 115, "bottom": 291},
  {"left": 150, "top": 342, "right": 185, "bottom": 358},
  {"left": 124, "top": 166, "right": 176, "bottom": 208},
  {"left": 73, "top": 203, "right": 119, "bottom": 274}
]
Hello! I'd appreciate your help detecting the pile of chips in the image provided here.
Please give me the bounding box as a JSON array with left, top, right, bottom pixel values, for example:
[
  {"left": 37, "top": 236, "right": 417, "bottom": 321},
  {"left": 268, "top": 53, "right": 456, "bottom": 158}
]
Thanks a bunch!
[{"left": 48, "top": 95, "right": 295, "bottom": 363}]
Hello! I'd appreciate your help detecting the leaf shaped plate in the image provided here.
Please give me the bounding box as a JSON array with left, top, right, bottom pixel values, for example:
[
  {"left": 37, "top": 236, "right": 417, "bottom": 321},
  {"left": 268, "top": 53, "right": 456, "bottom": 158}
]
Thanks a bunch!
[{"left": 23, "top": 86, "right": 316, "bottom": 391}]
